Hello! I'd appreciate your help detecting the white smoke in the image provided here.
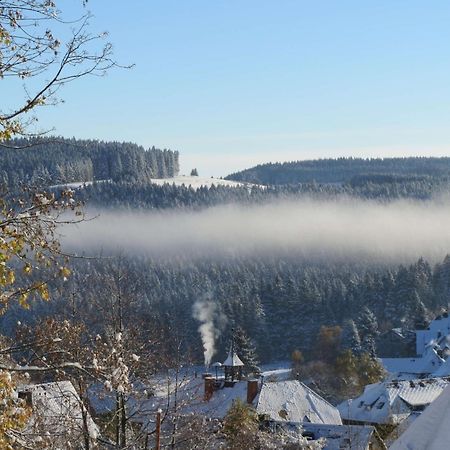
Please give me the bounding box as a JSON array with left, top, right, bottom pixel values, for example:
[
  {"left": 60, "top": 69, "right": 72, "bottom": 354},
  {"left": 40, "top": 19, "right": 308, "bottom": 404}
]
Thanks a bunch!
[{"left": 192, "top": 298, "right": 224, "bottom": 366}]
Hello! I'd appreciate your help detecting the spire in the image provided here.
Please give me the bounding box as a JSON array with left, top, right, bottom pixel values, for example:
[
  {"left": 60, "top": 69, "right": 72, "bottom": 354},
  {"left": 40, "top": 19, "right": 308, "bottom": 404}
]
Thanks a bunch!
[
  {"left": 223, "top": 328, "right": 244, "bottom": 384},
  {"left": 223, "top": 348, "right": 244, "bottom": 367}
]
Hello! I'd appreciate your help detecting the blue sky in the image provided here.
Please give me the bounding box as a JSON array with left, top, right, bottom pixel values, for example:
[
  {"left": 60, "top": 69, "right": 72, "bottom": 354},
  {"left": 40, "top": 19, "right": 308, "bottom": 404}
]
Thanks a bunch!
[{"left": 13, "top": 1, "right": 450, "bottom": 176}]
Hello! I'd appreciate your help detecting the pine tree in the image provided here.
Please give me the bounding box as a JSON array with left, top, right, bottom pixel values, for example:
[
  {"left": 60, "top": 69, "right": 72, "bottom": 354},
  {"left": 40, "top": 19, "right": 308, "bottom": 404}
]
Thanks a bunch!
[
  {"left": 358, "top": 307, "right": 379, "bottom": 356},
  {"left": 341, "top": 319, "right": 362, "bottom": 354},
  {"left": 234, "top": 326, "right": 260, "bottom": 376}
]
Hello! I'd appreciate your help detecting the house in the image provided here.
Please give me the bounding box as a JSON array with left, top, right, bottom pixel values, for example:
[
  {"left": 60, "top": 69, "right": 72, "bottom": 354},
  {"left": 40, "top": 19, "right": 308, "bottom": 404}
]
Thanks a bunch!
[
  {"left": 149, "top": 375, "right": 342, "bottom": 425},
  {"left": 415, "top": 312, "right": 450, "bottom": 356},
  {"left": 91, "top": 346, "right": 341, "bottom": 437},
  {"left": 338, "top": 377, "right": 449, "bottom": 426},
  {"left": 159, "top": 345, "right": 342, "bottom": 424},
  {"left": 138, "top": 376, "right": 342, "bottom": 436},
  {"left": 381, "top": 344, "right": 445, "bottom": 379},
  {"left": 381, "top": 312, "right": 450, "bottom": 379},
  {"left": 377, "top": 328, "right": 415, "bottom": 358},
  {"left": 389, "top": 383, "right": 450, "bottom": 450},
  {"left": 255, "top": 379, "right": 342, "bottom": 424},
  {"left": 17, "top": 381, "right": 99, "bottom": 448}
]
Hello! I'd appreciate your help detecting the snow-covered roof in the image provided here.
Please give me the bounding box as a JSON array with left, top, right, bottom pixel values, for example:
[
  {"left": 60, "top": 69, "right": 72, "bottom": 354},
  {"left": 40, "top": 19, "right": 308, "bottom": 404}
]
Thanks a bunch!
[
  {"left": 416, "top": 313, "right": 450, "bottom": 356},
  {"left": 382, "top": 346, "right": 445, "bottom": 378},
  {"left": 18, "top": 381, "right": 99, "bottom": 447},
  {"left": 261, "top": 368, "right": 292, "bottom": 382},
  {"left": 390, "top": 384, "right": 450, "bottom": 450},
  {"left": 391, "top": 328, "right": 406, "bottom": 338},
  {"left": 90, "top": 376, "right": 248, "bottom": 425},
  {"left": 181, "top": 378, "right": 248, "bottom": 419},
  {"left": 223, "top": 351, "right": 244, "bottom": 367},
  {"left": 175, "top": 378, "right": 342, "bottom": 424},
  {"left": 338, "top": 377, "right": 449, "bottom": 425},
  {"left": 255, "top": 380, "right": 342, "bottom": 425},
  {"left": 432, "top": 356, "right": 450, "bottom": 377}
]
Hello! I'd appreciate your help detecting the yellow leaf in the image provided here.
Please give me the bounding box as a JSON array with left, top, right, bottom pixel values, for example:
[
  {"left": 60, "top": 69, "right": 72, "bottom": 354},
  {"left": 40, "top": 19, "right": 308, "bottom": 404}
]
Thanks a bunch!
[{"left": 19, "top": 293, "right": 29, "bottom": 309}]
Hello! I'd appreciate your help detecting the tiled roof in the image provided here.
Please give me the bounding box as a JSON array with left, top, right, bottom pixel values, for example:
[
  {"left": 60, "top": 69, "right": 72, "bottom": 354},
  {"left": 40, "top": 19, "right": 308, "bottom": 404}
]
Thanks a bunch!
[
  {"left": 338, "top": 377, "right": 449, "bottom": 425},
  {"left": 166, "top": 378, "right": 342, "bottom": 424},
  {"left": 390, "top": 384, "right": 450, "bottom": 450},
  {"left": 255, "top": 380, "right": 342, "bottom": 425}
]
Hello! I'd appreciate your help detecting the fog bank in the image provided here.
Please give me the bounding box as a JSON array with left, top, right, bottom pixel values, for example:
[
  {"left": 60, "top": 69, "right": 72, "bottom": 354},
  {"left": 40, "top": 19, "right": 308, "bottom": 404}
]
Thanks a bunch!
[{"left": 61, "top": 198, "right": 450, "bottom": 263}]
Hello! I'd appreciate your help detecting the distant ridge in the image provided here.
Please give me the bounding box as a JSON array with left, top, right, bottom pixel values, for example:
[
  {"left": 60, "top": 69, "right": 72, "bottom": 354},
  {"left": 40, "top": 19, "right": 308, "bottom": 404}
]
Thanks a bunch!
[{"left": 225, "top": 157, "right": 450, "bottom": 185}]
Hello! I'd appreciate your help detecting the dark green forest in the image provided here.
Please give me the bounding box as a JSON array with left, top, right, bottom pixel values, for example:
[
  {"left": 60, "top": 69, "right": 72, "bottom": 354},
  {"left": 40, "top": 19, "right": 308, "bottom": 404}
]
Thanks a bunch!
[
  {"left": 226, "top": 157, "right": 450, "bottom": 185},
  {"left": 3, "top": 253, "right": 449, "bottom": 364},
  {"left": 0, "top": 137, "right": 179, "bottom": 187},
  {"left": 73, "top": 174, "right": 450, "bottom": 211}
]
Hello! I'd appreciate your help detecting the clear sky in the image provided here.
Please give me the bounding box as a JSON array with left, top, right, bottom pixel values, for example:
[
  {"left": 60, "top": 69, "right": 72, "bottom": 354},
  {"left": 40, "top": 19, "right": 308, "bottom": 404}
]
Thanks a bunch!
[{"left": 14, "top": 1, "right": 450, "bottom": 176}]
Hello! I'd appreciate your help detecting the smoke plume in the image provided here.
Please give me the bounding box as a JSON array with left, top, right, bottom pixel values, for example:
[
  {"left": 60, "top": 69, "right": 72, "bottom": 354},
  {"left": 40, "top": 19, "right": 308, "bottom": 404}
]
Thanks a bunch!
[{"left": 192, "top": 298, "right": 224, "bottom": 366}]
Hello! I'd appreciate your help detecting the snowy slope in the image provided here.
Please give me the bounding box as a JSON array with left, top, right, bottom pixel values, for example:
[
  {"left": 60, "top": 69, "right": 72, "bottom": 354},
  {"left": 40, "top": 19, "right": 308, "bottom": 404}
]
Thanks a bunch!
[
  {"left": 49, "top": 180, "right": 111, "bottom": 190},
  {"left": 50, "top": 176, "right": 258, "bottom": 191},
  {"left": 150, "top": 175, "right": 258, "bottom": 189}
]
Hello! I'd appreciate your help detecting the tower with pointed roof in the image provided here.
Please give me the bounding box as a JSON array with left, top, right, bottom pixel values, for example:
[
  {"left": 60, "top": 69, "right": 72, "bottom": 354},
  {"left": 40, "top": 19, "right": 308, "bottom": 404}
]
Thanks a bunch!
[{"left": 223, "top": 329, "right": 244, "bottom": 385}]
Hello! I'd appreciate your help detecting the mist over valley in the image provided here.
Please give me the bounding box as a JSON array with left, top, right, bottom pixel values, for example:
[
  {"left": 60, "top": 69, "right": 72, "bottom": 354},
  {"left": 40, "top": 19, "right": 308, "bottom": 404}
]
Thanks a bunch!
[{"left": 62, "top": 197, "right": 450, "bottom": 264}]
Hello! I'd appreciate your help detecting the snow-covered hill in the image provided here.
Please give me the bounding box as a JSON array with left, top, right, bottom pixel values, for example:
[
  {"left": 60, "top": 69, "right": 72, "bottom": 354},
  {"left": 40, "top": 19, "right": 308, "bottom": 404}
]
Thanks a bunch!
[
  {"left": 150, "top": 175, "right": 258, "bottom": 189},
  {"left": 50, "top": 176, "right": 258, "bottom": 191}
]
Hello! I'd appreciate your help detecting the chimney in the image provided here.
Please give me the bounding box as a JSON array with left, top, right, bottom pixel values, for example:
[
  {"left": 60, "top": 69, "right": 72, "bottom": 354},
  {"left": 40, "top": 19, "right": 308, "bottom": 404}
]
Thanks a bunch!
[
  {"left": 204, "top": 376, "right": 215, "bottom": 402},
  {"left": 247, "top": 379, "right": 258, "bottom": 404}
]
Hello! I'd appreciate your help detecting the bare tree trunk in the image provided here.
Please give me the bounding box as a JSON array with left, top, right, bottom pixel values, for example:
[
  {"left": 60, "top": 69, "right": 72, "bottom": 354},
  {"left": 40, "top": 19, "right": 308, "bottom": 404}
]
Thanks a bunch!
[
  {"left": 170, "top": 362, "right": 180, "bottom": 449},
  {"left": 78, "top": 381, "right": 91, "bottom": 450},
  {"left": 156, "top": 410, "right": 162, "bottom": 450},
  {"left": 120, "top": 392, "right": 126, "bottom": 448},
  {"left": 115, "top": 393, "right": 120, "bottom": 447}
]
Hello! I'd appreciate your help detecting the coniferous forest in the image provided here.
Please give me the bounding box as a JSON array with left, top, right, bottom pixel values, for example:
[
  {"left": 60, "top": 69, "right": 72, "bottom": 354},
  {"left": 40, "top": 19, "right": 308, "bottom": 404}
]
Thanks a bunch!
[
  {"left": 4, "top": 252, "right": 447, "bottom": 364},
  {"left": 3, "top": 141, "right": 450, "bottom": 366},
  {"left": 0, "top": 138, "right": 179, "bottom": 187},
  {"left": 226, "top": 157, "right": 450, "bottom": 185}
]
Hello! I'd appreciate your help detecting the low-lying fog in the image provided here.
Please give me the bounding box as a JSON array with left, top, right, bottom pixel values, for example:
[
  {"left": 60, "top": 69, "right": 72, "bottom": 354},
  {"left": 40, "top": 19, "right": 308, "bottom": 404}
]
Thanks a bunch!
[{"left": 61, "top": 198, "right": 450, "bottom": 263}]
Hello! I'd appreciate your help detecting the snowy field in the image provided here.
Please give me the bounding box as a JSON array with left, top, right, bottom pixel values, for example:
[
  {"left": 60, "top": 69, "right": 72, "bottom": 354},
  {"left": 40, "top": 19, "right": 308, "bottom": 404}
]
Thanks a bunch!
[
  {"left": 49, "top": 180, "right": 110, "bottom": 190},
  {"left": 150, "top": 175, "right": 258, "bottom": 189},
  {"left": 50, "top": 176, "right": 258, "bottom": 191}
]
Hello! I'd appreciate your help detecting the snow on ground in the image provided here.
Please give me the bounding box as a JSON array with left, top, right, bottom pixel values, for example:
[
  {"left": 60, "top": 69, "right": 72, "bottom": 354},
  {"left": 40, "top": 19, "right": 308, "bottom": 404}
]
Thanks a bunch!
[
  {"left": 50, "top": 176, "right": 258, "bottom": 191},
  {"left": 49, "top": 179, "right": 111, "bottom": 190},
  {"left": 150, "top": 175, "right": 259, "bottom": 189}
]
